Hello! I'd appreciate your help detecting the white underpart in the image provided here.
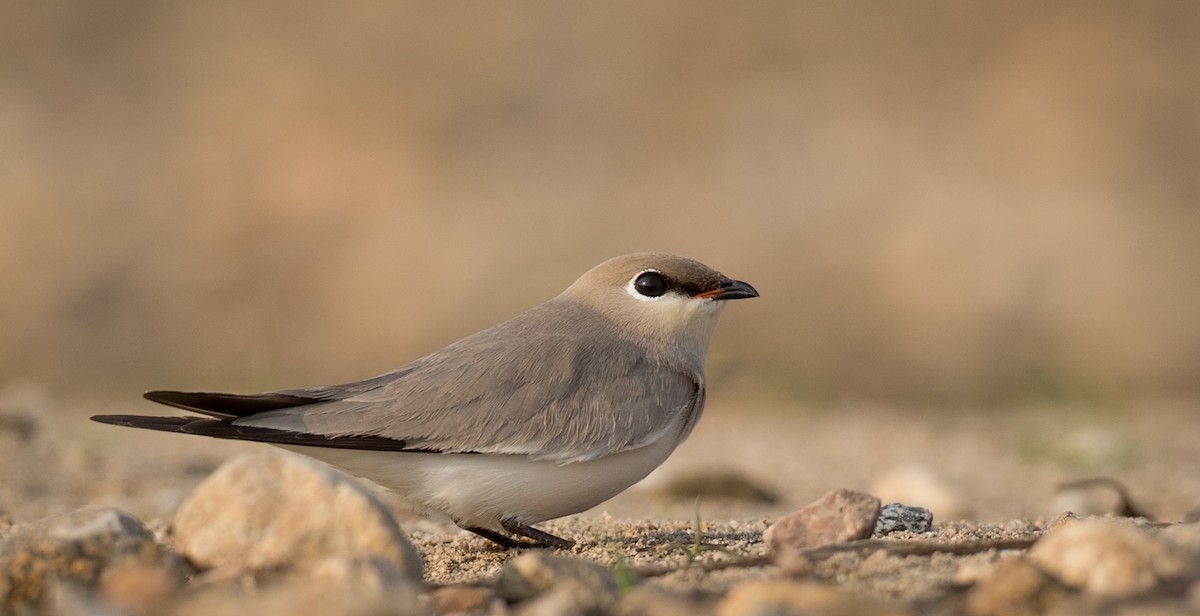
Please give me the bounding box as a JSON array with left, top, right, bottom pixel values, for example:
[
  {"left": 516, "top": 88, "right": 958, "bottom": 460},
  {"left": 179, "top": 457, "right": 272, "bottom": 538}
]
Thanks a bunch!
[{"left": 278, "top": 426, "right": 680, "bottom": 529}]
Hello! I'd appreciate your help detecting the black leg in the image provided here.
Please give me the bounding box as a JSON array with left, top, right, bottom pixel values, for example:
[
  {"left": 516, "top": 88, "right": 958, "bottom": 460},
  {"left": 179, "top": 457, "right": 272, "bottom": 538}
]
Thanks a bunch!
[
  {"left": 461, "top": 525, "right": 542, "bottom": 549},
  {"left": 500, "top": 519, "right": 576, "bottom": 550}
]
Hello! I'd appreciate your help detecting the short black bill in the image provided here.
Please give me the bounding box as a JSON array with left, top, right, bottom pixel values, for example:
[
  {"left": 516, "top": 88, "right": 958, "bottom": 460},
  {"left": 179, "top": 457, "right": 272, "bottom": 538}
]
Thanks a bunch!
[{"left": 697, "top": 279, "right": 759, "bottom": 300}]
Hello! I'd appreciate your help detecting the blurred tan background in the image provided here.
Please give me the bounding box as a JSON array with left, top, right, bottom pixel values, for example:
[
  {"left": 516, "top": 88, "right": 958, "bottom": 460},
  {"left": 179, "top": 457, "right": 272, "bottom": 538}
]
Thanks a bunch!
[{"left": 3, "top": 1, "right": 1199, "bottom": 406}]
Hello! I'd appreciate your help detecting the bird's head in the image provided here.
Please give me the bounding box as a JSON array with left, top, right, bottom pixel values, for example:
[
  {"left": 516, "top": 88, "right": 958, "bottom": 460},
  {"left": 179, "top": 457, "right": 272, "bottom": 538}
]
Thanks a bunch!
[{"left": 560, "top": 252, "right": 758, "bottom": 365}]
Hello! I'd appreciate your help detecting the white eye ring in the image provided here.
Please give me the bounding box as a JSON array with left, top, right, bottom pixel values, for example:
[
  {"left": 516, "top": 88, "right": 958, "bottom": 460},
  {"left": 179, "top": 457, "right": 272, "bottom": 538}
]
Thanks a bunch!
[{"left": 627, "top": 269, "right": 669, "bottom": 301}]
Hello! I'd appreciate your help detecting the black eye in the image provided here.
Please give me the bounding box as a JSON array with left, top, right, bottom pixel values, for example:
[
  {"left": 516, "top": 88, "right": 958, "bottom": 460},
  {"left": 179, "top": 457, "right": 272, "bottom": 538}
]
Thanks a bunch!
[{"left": 633, "top": 271, "right": 669, "bottom": 297}]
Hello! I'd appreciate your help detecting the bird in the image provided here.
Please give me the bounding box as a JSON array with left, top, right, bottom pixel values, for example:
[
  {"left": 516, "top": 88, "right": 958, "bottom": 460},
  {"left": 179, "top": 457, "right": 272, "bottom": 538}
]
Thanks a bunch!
[{"left": 92, "top": 252, "right": 758, "bottom": 549}]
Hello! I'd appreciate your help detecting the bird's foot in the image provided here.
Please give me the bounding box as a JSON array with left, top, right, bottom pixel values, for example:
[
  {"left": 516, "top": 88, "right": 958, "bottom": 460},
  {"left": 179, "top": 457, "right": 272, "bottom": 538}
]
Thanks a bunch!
[
  {"left": 460, "top": 520, "right": 576, "bottom": 550},
  {"left": 500, "top": 519, "right": 576, "bottom": 550},
  {"left": 462, "top": 526, "right": 544, "bottom": 549}
]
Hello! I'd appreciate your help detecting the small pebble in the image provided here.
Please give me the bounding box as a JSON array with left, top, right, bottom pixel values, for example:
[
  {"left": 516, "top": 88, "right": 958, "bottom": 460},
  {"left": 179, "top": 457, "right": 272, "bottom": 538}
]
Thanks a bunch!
[
  {"left": 764, "top": 489, "right": 881, "bottom": 574},
  {"left": 874, "top": 502, "right": 934, "bottom": 535},
  {"left": 765, "top": 489, "right": 881, "bottom": 550}
]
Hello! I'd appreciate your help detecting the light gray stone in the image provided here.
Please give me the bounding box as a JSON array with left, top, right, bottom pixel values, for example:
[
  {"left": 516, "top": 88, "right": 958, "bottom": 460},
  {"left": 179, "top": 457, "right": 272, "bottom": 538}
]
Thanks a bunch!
[
  {"left": 173, "top": 450, "right": 422, "bottom": 579},
  {"left": 874, "top": 502, "right": 934, "bottom": 535}
]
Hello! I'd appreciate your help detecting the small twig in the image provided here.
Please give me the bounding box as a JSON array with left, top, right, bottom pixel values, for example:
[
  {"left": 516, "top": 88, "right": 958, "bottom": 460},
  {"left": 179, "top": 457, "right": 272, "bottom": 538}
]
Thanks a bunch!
[{"left": 1057, "top": 477, "right": 1152, "bottom": 519}]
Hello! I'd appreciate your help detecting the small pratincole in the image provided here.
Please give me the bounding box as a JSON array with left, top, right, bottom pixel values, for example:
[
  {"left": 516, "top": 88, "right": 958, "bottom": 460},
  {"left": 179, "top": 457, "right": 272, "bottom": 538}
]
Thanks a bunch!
[{"left": 93, "top": 252, "right": 758, "bottom": 549}]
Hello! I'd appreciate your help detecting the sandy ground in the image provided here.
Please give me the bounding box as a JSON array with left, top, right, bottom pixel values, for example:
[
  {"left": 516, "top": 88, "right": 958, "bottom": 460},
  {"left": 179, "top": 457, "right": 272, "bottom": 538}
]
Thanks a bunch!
[{"left": 1, "top": 389, "right": 1197, "bottom": 603}]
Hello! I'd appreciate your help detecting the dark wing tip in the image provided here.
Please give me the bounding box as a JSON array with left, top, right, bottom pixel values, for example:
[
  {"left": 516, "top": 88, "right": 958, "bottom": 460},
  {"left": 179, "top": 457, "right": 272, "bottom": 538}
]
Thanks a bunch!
[
  {"left": 142, "top": 390, "right": 183, "bottom": 404},
  {"left": 91, "top": 414, "right": 418, "bottom": 452},
  {"left": 91, "top": 414, "right": 195, "bottom": 431},
  {"left": 143, "top": 390, "right": 320, "bottom": 418}
]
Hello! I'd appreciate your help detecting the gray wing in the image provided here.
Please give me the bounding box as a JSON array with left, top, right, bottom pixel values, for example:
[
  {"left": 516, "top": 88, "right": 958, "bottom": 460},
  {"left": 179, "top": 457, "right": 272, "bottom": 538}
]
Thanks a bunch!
[{"left": 234, "top": 300, "right": 705, "bottom": 463}]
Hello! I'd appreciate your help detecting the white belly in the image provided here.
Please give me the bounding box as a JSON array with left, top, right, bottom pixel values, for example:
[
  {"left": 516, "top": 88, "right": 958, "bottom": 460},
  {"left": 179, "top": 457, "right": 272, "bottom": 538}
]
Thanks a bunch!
[{"left": 279, "top": 432, "right": 679, "bottom": 529}]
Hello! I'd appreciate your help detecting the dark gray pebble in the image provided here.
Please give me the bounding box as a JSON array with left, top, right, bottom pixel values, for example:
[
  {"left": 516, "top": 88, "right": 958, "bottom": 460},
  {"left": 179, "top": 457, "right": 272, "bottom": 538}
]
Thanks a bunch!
[{"left": 874, "top": 502, "right": 934, "bottom": 535}]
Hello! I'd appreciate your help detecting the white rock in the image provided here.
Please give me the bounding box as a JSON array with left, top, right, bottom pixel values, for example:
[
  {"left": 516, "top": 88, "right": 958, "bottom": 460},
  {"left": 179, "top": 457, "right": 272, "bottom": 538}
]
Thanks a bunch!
[{"left": 173, "top": 450, "right": 422, "bottom": 579}]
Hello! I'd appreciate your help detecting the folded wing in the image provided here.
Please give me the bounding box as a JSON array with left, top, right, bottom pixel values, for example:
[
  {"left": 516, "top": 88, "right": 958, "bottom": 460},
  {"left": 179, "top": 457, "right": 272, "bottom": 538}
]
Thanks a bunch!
[{"left": 101, "top": 300, "right": 705, "bottom": 464}]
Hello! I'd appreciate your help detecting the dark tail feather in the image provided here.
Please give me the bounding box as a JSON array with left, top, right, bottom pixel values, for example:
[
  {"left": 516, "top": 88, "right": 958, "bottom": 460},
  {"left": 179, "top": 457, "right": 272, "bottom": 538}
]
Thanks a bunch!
[
  {"left": 91, "top": 414, "right": 198, "bottom": 432},
  {"left": 90, "top": 414, "right": 415, "bottom": 451},
  {"left": 142, "top": 390, "right": 320, "bottom": 419}
]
